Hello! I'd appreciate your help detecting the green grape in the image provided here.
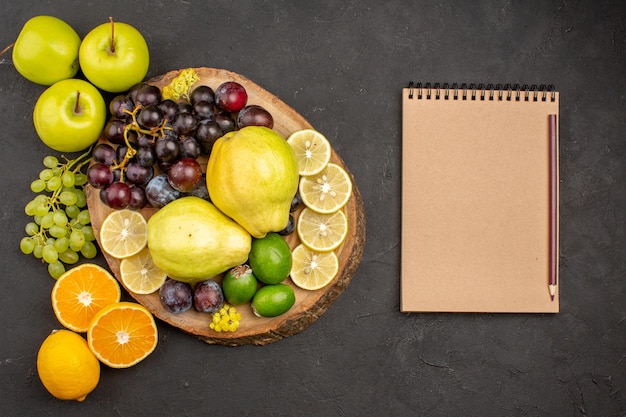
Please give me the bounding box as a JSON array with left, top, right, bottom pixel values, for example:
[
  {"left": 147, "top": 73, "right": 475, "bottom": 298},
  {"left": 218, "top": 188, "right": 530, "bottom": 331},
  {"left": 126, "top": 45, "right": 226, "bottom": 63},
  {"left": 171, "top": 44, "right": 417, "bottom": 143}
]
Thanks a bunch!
[
  {"left": 30, "top": 179, "right": 46, "bottom": 193},
  {"left": 81, "top": 241, "right": 98, "bottom": 259},
  {"left": 75, "top": 189, "right": 87, "bottom": 208},
  {"left": 49, "top": 224, "right": 68, "bottom": 239},
  {"left": 47, "top": 176, "right": 62, "bottom": 191},
  {"left": 34, "top": 194, "right": 48, "bottom": 204},
  {"left": 77, "top": 210, "right": 91, "bottom": 226},
  {"left": 24, "top": 200, "right": 38, "bottom": 216},
  {"left": 81, "top": 225, "right": 96, "bottom": 241},
  {"left": 33, "top": 245, "right": 44, "bottom": 259},
  {"left": 33, "top": 235, "right": 45, "bottom": 246},
  {"left": 74, "top": 173, "right": 88, "bottom": 186},
  {"left": 59, "top": 190, "right": 78, "bottom": 206},
  {"left": 59, "top": 249, "right": 79, "bottom": 264},
  {"left": 33, "top": 215, "right": 42, "bottom": 225},
  {"left": 45, "top": 237, "right": 55, "bottom": 246},
  {"left": 25, "top": 222, "right": 39, "bottom": 236},
  {"left": 43, "top": 156, "right": 59, "bottom": 169},
  {"left": 54, "top": 237, "right": 70, "bottom": 253},
  {"left": 20, "top": 237, "right": 36, "bottom": 254},
  {"left": 34, "top": 203, "right": 50, "bottom": 217},
  {"left": 66, "top": 205, "right": 80, "bottom": 219},
  {"left": 39, "top": 168, "right": 54, "bottom": 181},
  {"left": 42, "top": 245, "right": 59, "bottom": 264},
  {"left": 62, "top": 171, "right": 75, "bottom": 187},
  {"left": 48, "top": 261, "right": 65, "bottom": 279},
  {"left": 53, "top": 211, "right": 68, "bottom": 226},
  {"left": 69, "top": 230, "right": 85, "bottom": 252},
  {"left": 40, "top": 212, "right": 55, "bottom": 229}
]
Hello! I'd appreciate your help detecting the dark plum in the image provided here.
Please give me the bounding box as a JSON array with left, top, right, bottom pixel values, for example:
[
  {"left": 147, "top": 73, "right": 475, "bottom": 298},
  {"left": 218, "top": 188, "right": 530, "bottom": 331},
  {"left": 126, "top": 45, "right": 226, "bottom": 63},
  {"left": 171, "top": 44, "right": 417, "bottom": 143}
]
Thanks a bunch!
[
  {"left": 145, "top": 174, "right": 181, "bottom": 208},
  {"left": 237, "top": 104, "right": 274, "bottom": 129},
  {"left": 193, "top": 280, "right": 224, "bottom": 313},
  {"left": 159, "top": 278, "right": 193, "bottom": 313}
]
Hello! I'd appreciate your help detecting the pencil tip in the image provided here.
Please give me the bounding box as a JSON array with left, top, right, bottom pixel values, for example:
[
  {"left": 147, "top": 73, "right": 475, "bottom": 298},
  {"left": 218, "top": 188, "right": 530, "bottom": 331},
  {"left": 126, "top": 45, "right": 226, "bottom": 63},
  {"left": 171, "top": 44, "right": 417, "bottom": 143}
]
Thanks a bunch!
[{"left": 550, "top": 294, "right": 555, "bottom": 301}]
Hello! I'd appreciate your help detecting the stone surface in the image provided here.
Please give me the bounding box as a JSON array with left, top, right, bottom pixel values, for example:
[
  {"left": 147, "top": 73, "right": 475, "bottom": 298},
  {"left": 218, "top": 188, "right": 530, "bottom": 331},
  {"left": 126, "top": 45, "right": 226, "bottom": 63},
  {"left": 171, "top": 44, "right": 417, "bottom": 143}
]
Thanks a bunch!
[{"left": 0, "top": 1, "right": 624, "bottom": 416}]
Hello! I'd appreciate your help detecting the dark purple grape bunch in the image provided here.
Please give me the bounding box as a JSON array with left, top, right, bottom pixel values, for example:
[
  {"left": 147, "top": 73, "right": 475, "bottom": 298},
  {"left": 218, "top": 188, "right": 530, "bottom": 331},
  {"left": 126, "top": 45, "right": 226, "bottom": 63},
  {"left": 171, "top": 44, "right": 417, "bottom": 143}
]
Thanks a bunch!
[{"left": 88, "top": 80, "right": 274, "bottom": 211}]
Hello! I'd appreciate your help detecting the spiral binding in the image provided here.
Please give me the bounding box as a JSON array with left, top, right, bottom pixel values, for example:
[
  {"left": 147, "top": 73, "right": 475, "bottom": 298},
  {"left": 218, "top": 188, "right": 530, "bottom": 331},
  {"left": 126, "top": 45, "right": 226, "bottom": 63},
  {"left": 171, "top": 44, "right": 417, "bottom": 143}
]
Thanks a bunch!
[{"left": 407, "top": 82, "right": 556, "bottom": 102}]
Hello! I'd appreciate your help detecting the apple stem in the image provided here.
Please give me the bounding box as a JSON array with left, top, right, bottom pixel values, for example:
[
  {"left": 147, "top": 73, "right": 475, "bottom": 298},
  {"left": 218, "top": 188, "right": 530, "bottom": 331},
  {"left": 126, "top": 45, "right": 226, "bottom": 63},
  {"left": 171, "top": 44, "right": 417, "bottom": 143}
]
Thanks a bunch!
[
  {"left": 74, "top": 91, "right": 82, "bottom": 115},
  {"left": 0, "top": 43, "right": 14, "bottom": 57},
  {"left": 109, "top": 16, "right": 115, "bottom": 54}
]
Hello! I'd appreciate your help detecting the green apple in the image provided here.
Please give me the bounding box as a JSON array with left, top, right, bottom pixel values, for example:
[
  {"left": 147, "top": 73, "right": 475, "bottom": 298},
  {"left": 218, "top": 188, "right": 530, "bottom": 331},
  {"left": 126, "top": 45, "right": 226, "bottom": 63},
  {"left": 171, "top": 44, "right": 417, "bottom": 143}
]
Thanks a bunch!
[
  {"left": 12, "top": 15, "right": 81, "bottom": 85},
  {"left": 33, "top": 79, "right": 106, "bottom": 152},
  {"left": 79, "top": 18, "right": 149, "bottom": 93}
]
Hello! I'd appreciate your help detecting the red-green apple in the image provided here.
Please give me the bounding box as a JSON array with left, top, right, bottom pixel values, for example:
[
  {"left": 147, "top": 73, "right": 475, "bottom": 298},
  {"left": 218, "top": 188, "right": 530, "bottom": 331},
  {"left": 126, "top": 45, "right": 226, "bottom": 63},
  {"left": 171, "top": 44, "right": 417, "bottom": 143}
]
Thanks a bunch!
[
  {"left": 79, "top": 18, "right": 149, "bottom": 93},
  {"left": 33, "top": 79, "right": 106, "bottom": 152},
  {"left": 12, "top": 16, "right": 81, "bottom": 85}
]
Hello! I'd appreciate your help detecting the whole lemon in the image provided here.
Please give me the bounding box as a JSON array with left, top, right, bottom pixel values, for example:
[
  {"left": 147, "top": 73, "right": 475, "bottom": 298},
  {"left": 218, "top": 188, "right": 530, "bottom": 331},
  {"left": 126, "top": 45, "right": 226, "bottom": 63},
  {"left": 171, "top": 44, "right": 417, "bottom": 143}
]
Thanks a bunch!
[
  {"left": 147, "top": 196, "right": 252, "bottom": 283},
  {"left": 36, "top": 329, "right": 100, "bottom": 402},
  {"left": 207, "top": 126, "right": 299, "bottom": 238}
]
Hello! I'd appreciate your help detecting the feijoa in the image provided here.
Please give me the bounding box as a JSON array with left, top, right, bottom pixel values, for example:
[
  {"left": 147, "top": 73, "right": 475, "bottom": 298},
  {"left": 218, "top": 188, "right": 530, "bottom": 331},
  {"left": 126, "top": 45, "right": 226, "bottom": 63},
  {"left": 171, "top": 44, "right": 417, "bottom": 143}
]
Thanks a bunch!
[
  {"left": 251, "top": 284, "right": 295, "bottom": 317},
  {"left": 248, "top": 233, "right": 292, "bottom": 284},
  {"left": 222, "top": 265, "right": 258, "bottom": 305}
]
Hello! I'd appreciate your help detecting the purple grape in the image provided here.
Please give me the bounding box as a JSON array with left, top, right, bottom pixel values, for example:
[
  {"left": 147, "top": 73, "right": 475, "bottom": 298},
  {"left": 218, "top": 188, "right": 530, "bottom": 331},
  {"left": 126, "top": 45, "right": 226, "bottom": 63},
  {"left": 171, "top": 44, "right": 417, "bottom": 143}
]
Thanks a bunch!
[
  {"left": 109, "top": 95, "right": 134, "bottom": 120},
  {"left": 213, "top": 111, "right": 236, "bottom": 134},
  {"left": 92, "top": 143, "right": 116, "bottom": 166},
  {"left": 215, "top": 81, "right": 247, "bottom": 112},
  {"left": 135, "top": 84, "right": 162, "bottom": 106},
  {"left": 290, "top": 193, "right": 303, "bottom": 212},
  {"left": 102, "top": 182, "right": 131, "bottom": 209},
  {"left": 186, "top": 174, "right": 211, "bottom": 202},
  {"left": 159, "top": 279, "right": 193, "bottom": 313},
  {"left": 278, "top": 214, "right": 295, "bottom": 236},
  {"left": 167, "top": 158, "right": 202, "bottom": 193},
  {"left": 195, "top": 120, "right": 223, "bottom": 154},
  {"left": 125, "top": 161, "right": 154, "bottom": 185},
  {"left": 190, "top": 85, "right": 215, "bottom": 105},
  {"left": 172, "top": 112, "right": 197, "bottom": 136},
  {"left": 237, "top": 105, "right": 274, "bottom": 129},
  {"left": 137, "top": 104, "right": 164, "bottom": 129},
  {"left": 193, "top": 280, "right": 224, "bottom": 313},
  {"left": 136, "top": 133, "right": 156, "bottom": 147},
  {"left": 192, "top": 101, "right": 214, "bottom": 120},
  {"left": 159, "top": 99, "right": 178, "bottom": 122},
  {"left": 128, "top": 82, "right": 149, "bottom": 104},
  {"left": 180, "top": 136, "right": 201, "bottom": 159},
  {"left": 127, "top": 184, "right": 147, "bottom": 210},
  {"left": 155, "top": 136, "right": 181, "bottom": 163},
  {"left": 136, "top": 146, "right": 157, "bottom": 167},
  {"left": 145, "top": 174, "right": 181, "bottom": 208},
  {"left": 87, "top": 163, "right": 114, "bottom": 189},
  {"left": 102, "top": 119, "right": 126, "bottom": 145}
]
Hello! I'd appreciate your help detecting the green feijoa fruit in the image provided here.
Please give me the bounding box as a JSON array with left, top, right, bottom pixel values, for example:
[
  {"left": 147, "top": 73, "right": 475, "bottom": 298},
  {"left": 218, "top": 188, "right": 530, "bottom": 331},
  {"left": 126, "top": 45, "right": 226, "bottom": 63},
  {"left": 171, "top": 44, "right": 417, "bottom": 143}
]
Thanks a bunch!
[
  {"left": 248, "top": 232, "right": 292, "bottom": 285},
  {"left": 251, "top": 284, "right": 295, "bottom": 317},
  {"left": 222, "top": 265, "right": 258, "bottom": 305}
]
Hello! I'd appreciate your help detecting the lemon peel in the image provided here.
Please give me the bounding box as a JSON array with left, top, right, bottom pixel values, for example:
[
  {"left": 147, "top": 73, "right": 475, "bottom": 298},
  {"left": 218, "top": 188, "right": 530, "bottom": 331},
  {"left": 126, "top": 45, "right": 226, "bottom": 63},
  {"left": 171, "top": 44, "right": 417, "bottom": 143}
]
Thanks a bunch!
[{"left": 162, "top": 68, "right": 200, "bottom": 101}]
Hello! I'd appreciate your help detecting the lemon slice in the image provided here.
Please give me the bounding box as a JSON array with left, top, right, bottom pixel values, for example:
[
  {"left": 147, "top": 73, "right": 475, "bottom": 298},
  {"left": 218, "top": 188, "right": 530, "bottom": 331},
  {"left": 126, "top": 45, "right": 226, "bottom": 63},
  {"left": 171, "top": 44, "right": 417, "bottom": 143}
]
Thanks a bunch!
[
  {"left": 290, "top": 244, "right": 339, "bottom": 291},
  {"left": 299, "top": 163, "right": 352, "bottom": 214},
  {"left": 287, "top": 129, "right": 332, "bottom": 176},
  {"left": 297, "top": 207, "right": 348, "bottom": 252},
  {"left": 119, "top": 248, "right": 167, "bottom": 294},
  {"left": 99, "top": 210, "right": 148, "bottom": 259}
]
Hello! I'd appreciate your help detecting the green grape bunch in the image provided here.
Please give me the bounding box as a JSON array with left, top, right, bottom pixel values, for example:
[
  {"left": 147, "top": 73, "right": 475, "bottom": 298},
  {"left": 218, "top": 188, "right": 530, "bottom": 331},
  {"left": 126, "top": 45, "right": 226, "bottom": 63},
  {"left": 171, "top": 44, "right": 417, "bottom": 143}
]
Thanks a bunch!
[{"left": 20, "top": 151, "right": 98, "bottom": 279}]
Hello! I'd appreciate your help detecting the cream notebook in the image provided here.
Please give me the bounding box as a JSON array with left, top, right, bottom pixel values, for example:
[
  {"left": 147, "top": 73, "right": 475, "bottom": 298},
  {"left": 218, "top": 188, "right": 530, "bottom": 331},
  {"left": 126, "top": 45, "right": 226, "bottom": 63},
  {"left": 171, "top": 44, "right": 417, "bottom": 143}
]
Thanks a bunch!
[{"left": 401, "top": 83, "right": 560, "bottom": 313}]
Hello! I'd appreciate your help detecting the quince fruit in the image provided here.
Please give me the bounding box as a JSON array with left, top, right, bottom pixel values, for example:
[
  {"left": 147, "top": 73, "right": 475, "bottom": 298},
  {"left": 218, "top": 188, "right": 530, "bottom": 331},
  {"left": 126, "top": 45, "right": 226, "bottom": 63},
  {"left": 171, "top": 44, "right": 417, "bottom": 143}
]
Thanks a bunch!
[
  {"left": 206, "top": 126, "right": 299, "bottom": 238},
  {"left": 147, "top": 196, "right": 251, "bottom": 283}
]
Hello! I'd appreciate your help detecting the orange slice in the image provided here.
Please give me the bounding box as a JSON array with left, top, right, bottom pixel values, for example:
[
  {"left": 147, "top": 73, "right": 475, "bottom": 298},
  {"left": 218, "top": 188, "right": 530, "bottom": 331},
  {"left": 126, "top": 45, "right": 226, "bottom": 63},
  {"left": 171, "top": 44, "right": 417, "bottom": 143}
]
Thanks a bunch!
[
  {"left": 51, "top": 263, "right": 121, "bottom": 333},
  {"left": 87, "top": 301, "right": 158, "bottom": 368}
]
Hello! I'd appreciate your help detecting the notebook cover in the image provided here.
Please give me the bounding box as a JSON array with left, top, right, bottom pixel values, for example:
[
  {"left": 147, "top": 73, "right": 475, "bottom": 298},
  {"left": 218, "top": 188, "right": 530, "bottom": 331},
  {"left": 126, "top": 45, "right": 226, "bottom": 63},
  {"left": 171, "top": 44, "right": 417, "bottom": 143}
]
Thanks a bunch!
[{"left": 400, "top": 85, "right": 560, "bottom": 313}]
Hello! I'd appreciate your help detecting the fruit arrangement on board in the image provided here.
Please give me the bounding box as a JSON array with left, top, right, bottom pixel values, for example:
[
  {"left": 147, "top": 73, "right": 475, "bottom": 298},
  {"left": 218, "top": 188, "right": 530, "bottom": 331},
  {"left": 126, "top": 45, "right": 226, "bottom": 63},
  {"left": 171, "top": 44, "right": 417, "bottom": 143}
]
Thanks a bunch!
[{"left": 5, "top": 14, "right": 365, "bottom": 402}]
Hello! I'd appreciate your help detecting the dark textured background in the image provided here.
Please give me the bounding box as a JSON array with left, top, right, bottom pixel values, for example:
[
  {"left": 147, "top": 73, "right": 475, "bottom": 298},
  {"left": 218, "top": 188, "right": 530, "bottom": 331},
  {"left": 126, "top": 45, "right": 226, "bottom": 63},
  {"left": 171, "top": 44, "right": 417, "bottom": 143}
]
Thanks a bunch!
[{"left": 1, "top": 1, "right": 625, "bottom": 416}]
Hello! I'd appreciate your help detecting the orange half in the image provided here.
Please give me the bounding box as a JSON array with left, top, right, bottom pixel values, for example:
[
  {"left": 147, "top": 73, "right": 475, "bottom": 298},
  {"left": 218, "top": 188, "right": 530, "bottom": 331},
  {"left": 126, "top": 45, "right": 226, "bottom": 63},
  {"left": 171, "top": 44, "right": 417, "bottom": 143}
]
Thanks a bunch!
[
  {"left": 51, "top": 263, "right": 122, "bottom": 333},
  {"left": 87, "top": 302, "right": 158, "bottom": 368}
]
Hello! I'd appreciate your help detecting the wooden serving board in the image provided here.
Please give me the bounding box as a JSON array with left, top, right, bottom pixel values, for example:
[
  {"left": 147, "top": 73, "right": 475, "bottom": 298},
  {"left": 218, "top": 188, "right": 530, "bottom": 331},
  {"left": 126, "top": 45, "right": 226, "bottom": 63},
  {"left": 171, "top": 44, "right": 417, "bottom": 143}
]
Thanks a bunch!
[{"left": 86, "top": 67, "right": 366, "bottom": 346}]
